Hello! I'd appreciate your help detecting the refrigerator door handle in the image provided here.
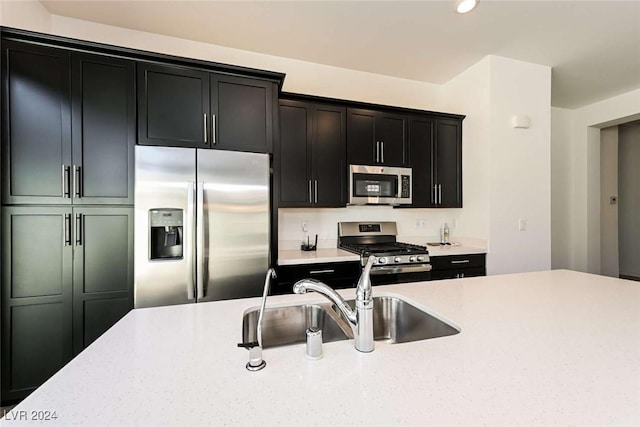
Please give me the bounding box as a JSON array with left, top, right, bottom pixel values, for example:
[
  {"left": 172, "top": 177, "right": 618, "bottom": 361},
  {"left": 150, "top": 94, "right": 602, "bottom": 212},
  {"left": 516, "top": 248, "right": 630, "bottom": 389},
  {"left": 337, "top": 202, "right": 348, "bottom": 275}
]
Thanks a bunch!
[
  {"left": 196, "top": 181, "right": 206, "bottom": 299},
  {"left": 186, "top": 182, "right": 196, "bottom": 301}
]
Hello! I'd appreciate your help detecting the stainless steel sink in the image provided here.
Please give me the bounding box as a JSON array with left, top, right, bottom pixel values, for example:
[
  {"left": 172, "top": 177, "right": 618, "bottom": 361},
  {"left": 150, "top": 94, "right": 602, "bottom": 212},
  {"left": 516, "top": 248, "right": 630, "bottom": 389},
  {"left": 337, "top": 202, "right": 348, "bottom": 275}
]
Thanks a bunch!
[
  {"left": 242, "top": 304, "right": 350, "bottom": 348},
  {"left": 241, "top": 295, "right": 459, "bottom": 348},
  {"left": 344, "top": 296, "right": 460, "bottom": 343}
]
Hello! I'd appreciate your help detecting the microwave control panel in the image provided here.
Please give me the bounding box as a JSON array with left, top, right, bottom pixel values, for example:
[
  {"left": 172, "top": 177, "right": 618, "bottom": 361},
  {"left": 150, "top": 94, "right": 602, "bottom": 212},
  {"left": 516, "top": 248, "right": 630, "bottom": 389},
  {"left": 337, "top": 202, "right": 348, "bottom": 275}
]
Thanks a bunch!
[{"left": 400, "top": 175, "right": 411, "bottom": 198}]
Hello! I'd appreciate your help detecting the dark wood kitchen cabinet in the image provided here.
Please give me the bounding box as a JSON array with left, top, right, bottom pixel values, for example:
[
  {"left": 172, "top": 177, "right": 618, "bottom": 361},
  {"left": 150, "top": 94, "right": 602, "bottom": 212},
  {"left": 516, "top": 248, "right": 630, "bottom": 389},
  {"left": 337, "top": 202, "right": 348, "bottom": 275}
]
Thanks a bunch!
[
  {"left": 1, "top": 207, "right": 133, "bottom": 404},
  {"left": 430, "top": 254, "right": 486, "bottom": 280},
  {"left": 71, "top": 207, "right": 133, "bottom": 354},
  {"left": 404, "top": 115, "right": 463, "bottom": 208},
  {"left": 347, "top": 108, "right": 408, "bottom": 167},
  {"left": 138, "top": 63, "right": 274, "bottom": 153},
  {"left": 278, "top": 99, "right": 346, "bottom": 207},
  {"left": 273, "top": 261, "right": 361, "bottom": 295},
  {"left": 1, "top": 41, "right": 135, "bottom": 205}
]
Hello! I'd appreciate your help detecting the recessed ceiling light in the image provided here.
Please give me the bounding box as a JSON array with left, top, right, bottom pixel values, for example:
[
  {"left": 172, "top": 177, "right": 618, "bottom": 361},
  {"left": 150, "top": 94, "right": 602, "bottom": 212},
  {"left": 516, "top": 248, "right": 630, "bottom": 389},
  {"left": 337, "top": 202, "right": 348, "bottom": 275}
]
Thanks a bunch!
[{"left": 456, "top": 0, "right": 478, "bottom": 14}]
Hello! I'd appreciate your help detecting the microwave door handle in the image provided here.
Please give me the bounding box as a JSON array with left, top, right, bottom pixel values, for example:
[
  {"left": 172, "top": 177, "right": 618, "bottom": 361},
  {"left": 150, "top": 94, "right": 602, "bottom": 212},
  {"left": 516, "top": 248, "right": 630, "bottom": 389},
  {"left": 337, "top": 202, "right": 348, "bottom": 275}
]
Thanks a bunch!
[{"left": 394, "top": 176, "right": 399, "bottom": 198}]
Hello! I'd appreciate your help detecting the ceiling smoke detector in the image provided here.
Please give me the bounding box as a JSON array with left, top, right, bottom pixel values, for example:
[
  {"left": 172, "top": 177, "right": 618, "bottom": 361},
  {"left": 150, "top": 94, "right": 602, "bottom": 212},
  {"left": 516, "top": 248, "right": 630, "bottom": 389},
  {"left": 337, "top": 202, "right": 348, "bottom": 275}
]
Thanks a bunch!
[{"left": 456, "top": 0, "right": 479, "bottom": 14}]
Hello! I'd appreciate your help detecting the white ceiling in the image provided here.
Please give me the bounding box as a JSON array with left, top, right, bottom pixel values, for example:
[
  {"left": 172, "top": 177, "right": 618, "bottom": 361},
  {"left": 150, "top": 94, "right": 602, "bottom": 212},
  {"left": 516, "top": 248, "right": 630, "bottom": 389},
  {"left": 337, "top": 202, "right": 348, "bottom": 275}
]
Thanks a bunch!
[{"left": 41, "top": 0, "right": 640, "bottom": 108}]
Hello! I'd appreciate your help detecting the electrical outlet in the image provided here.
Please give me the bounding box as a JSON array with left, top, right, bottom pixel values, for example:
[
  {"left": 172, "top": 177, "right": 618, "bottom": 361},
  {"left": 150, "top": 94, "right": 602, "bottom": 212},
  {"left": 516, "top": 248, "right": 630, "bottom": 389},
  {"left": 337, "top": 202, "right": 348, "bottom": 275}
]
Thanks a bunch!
[
  {"left": 302, "top": 221, "right": 309, "bottom": 232},
  {"left": 518, "top": 218, "right": 527, "bottom": 231}
]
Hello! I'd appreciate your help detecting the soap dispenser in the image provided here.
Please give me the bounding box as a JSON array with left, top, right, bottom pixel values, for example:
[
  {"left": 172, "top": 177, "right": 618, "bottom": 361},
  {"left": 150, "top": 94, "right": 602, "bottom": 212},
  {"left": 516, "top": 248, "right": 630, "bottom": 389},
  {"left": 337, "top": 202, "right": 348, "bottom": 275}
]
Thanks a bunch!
[{"left": 443, "top": 223, "right": 450, "bottom": 244}]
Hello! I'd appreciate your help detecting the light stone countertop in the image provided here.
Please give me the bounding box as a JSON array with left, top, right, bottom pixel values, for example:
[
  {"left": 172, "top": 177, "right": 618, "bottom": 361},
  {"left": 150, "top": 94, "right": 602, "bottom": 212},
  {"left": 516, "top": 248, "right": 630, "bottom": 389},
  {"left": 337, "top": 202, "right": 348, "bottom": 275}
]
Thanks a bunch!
[
  {"left": 278, "top": 248, "right": 360, "bottom": 265},
  {"left": 4, "top": 270, "right": 639, "bottom": 426}
]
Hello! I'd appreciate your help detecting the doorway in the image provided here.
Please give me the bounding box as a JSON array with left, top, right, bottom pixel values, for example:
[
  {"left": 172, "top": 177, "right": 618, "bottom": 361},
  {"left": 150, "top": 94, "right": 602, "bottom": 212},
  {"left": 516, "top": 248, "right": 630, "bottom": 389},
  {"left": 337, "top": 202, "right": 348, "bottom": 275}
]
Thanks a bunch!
[{"left": 600, "top": 120, "right": 640, "bottom": 280}]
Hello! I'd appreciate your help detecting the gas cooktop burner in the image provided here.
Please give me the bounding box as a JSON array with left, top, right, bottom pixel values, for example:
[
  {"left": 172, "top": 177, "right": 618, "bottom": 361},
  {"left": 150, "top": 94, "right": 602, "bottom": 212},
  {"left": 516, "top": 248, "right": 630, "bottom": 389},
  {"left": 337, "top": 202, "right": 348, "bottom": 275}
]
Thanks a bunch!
[{"left": 339, "top": 242, "right": 428, "bottom": 257}]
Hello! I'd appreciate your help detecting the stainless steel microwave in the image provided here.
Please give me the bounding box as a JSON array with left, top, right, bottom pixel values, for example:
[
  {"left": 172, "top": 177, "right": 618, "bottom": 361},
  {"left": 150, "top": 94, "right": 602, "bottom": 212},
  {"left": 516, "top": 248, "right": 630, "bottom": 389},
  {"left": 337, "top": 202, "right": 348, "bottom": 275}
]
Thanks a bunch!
[{"left": 349, "top": 165, "right": 412, "bottom": 205}]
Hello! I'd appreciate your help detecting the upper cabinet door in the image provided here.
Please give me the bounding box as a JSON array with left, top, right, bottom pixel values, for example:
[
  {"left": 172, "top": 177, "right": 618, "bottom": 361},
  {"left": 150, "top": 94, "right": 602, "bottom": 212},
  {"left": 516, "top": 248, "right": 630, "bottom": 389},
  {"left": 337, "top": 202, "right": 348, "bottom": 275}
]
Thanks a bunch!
[
  {"left": 347, "top": 108, "right": 408, "bottom": 167},
  {"left": 71, "top": 54, "right": 135, "bottom": 205},
  {"left": 278, "top": 100, "right": 312, "bottom": 207},
  {"left": 1, "top": 41, "right": 72, "bottom": 205},
  {"left": 376, "top": 112, "right": 408, "bottom": 167},
  {"left": 312, "top": 104, "right": 346, "bottom": 207},
  {"left": 407, "top": 116, "right": 435, "bottom": 208},
  {"left": 137, "top": 63, "right": 209, "bottom": 148},
  {"left": 435, "top": 118, "right": 462, "bottom": 208},
  {"left": 211, "top": 75, "right": 273, "bottom": 153},
  {"left": 347, "top": 108, "right": 376, "bottom": 165}
]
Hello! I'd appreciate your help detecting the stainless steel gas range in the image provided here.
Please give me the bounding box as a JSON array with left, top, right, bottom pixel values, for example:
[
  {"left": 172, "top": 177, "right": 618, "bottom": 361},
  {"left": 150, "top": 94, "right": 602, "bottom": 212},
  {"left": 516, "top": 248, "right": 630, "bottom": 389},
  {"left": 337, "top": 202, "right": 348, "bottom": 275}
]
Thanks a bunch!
[{"left": 338, "top": 221, "right": 432, "bottom": 285}]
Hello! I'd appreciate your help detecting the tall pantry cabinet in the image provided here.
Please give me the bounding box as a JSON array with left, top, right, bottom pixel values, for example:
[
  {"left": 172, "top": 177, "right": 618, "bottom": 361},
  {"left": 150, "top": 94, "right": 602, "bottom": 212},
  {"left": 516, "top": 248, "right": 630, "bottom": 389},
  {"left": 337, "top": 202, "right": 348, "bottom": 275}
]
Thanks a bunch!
[{"left": 1, "top": 40, "right": 134, "bottom": 403}]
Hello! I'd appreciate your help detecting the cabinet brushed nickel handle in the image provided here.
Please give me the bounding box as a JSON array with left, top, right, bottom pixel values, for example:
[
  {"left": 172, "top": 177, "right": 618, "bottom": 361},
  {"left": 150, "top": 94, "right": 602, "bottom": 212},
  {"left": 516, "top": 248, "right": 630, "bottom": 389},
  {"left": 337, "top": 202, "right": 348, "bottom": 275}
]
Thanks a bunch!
[
  {"left": 73, "top": 165, "right": 82, "bottom": 198},
  {"left": 62, "top": 165, "right": 71, "bottom": 198},
  {"left": 63, "top": 214, "right": 71, "bottom": 246},
  {"left": 376, "top": 141, "right": 380, "bottom": 163},
  {"left": 438, "top": 184, "right": 442, "bottom": 205},
  {"left": 212, "top": 114, "right": 216, "bottom": 145},
  {"left": 450, "top": 260, "right": 470, "bottom": 264},
  {"left": 314, "top": 180, "right": 318, "bottom": 204},
  {"left": 309, "top": 269, "right": 335, "bottom": 274},
  {"left": 381, "top": 141, "right": 384, "bottom": 163},
  {"left": 203, "top": 114, "right": 207, "bottom": 143},
  {"left": 75, "top": 213, "right": 82, "bottom": 246},
  {"left": 308, "top": 180, "right": 312, "bottom": 204}
]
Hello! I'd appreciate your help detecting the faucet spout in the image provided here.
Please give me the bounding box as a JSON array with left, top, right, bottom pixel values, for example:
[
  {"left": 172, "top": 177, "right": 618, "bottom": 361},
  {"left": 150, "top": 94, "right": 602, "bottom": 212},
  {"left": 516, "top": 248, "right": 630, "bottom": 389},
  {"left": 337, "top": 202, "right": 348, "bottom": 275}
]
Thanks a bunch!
[
  {"left": 293, "top": 279, "right": 357, "bottom": 326},
  {"left": 293, "top": 255, "right": 376, "bottom": 353}
]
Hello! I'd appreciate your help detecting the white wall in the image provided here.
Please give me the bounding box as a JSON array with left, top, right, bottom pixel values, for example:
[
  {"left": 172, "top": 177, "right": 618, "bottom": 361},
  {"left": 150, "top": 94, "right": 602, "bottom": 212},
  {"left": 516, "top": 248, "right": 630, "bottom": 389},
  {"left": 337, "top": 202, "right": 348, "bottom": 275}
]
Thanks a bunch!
[
  {"left": 487, "top": 56, "right": 551, "bottom": 274},
  {"left": 618, "top": 122, "right": 640, "bottom": 278},
  {"left": 551, "top": 107, "right": 575, "bottom": 269},
  {"left": 552, "top": 88, "right": 640, "bottom": 273},
  {"left": 0, "top": 0, "right": 51, "bottom": 32},
  {"left": 600, "top": 126, "right": 619, "bottom": 277},
  {"left": 48, "top": 16, "right": 444, "bottom": 111}
]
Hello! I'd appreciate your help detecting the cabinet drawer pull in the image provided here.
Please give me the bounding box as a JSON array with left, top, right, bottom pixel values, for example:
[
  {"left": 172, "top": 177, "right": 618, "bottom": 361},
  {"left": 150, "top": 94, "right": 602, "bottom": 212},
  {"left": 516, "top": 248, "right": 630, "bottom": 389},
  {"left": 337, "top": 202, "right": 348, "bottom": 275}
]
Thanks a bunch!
[
  {"left": 376, "top": 141, "right": 380, "bottom": 163},
  {"left": 309, "top": 269, "right": 335, "bottom": 275},
  {"left": 308, "top": 180, "right": 312, "bottom": 204},
  {"left": 381, "top": 141, "right": 384, "bottom": 163},
  {"left": 450, "top": 259, "right": 470, "bottom": 264}
]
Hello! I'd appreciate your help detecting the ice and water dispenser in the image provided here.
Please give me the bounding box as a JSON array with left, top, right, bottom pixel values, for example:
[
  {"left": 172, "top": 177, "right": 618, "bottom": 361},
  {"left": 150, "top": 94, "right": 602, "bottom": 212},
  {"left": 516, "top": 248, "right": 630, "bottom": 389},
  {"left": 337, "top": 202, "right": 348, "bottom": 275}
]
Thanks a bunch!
[{"left": 149, "top": 209, "right": 184, "bottom": 260}]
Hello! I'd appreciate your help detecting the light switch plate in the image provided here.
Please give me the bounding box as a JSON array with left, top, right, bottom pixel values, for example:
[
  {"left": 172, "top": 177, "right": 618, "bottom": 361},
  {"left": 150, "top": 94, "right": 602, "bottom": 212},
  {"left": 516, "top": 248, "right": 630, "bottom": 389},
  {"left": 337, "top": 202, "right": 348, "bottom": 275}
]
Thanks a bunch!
[{"left": 519, "top": 218, "right": 527, "bottom": 231}]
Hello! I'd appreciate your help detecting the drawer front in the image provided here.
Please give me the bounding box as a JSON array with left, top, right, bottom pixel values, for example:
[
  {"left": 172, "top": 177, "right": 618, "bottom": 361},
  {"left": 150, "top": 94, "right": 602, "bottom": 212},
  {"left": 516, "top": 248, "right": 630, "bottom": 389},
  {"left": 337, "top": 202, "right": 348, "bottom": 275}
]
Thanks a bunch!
[
  {"left": 430, "top": 254, "right": 485, "bottom": 271},
  {"left": 273, "top": 261, "right": 361, "bottom": 294},
  {"left": 431, "top": 267, "right": 485, "bottom": 281}
]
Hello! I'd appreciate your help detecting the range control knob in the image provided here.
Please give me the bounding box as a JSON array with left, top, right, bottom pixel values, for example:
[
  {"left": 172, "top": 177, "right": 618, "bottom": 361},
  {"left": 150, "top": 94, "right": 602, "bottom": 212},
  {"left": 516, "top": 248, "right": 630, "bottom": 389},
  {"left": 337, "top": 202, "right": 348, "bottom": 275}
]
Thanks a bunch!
[
  {"left": 377, "top": 257, "right": 387, "bottom": 264},
  {"left": 394, "top": 257, "right": 402, "bottom": 263},
  {"left": 416, "top": 256, "right": 425, "bottom": 262},
  {"left": 409, "top": 256, "right": 416, "bottom": 262}
]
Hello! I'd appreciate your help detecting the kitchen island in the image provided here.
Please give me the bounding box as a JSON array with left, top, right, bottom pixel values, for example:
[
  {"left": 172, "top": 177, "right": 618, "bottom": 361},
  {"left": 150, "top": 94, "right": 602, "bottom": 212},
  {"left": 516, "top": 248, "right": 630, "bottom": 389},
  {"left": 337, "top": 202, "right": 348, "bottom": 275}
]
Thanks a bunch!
[{"left": 2, "top": 270, "right": 639, "bottom": 426}]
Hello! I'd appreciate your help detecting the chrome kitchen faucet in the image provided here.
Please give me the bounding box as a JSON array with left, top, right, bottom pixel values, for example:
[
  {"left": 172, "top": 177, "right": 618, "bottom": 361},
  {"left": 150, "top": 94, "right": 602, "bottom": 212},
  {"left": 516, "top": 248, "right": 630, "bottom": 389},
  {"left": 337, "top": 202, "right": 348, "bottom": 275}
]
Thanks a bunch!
[
  {"left": 239, "top": 268, "right": 277, "bottom": 371},
  {"left": 293, "top": 255, "right": 376, "bottom": 353}
]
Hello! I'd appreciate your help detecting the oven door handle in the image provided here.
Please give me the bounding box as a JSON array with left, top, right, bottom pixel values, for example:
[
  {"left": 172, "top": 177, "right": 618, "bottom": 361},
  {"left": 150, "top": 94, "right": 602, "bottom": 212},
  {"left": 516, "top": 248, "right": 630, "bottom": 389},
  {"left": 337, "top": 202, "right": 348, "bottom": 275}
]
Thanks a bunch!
[{"left": 370, "top": 264, "right": 433, "bottom": 275}]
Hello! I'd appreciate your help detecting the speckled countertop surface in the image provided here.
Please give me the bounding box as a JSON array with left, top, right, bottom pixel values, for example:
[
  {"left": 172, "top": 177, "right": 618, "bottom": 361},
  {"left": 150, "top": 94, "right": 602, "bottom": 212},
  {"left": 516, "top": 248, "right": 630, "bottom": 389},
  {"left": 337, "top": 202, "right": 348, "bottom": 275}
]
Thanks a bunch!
[
  {"left": 4, "top": 270, "right": 639, "bottom": 426},
  {"left": 278, "top": 248, "right": 360, "bottom": 265}
]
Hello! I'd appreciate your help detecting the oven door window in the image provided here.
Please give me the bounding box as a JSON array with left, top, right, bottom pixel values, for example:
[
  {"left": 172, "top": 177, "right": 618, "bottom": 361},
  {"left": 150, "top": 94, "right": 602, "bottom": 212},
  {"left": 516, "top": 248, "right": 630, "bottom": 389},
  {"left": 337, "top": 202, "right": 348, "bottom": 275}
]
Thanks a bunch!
[{"left": 353, "top": 173, "right": 397, "bottom": 198}]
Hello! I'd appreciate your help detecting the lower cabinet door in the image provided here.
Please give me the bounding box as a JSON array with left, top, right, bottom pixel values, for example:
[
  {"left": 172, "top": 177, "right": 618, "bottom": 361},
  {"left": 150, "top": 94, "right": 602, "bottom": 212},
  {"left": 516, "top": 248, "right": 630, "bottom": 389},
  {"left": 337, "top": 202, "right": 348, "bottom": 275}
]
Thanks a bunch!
[
  {"left": 72, "top": 207, "right": 133, "bottom": 353},
  {"left": 1, "top": 207, "right": 74, "bottom": 404}
]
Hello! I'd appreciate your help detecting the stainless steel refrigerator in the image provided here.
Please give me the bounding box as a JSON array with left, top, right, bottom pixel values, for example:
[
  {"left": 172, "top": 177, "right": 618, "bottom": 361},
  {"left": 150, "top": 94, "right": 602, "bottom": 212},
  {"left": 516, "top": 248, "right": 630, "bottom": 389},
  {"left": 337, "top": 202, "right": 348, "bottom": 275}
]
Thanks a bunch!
[{"left": 134, "top": 146, "right": 270, "bottom": 308}]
